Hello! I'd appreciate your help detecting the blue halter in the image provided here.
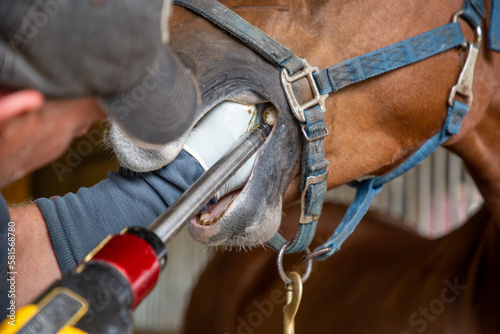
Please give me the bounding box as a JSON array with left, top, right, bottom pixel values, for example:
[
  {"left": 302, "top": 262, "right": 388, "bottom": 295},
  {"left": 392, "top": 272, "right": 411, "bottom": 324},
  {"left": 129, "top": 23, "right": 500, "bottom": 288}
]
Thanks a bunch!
[{"left": 174, "top": 0, "right": 493, "bottom": 259}]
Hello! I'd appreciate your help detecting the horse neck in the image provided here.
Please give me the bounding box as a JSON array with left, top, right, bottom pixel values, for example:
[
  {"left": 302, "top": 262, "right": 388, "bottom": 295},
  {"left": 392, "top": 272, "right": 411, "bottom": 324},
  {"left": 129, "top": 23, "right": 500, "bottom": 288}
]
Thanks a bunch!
[
  {"left": 460, "top": 208, "right": 500, "bottom": 330},
  {"left": 445, "top": 0, "right": 500, "bottom": 226},
  {"left": 449, "top": 85, "right": 500, "bottom": 226},
  {"left": 419, "top": 206, "right": 500, "bottom": 330}
]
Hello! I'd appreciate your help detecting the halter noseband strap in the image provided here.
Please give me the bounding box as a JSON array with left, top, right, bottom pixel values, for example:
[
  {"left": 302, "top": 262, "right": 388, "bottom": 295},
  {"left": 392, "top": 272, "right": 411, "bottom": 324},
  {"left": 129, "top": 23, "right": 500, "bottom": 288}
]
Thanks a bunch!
[{"left": 174, "top": 0, "right": 483, "bottom": 259}]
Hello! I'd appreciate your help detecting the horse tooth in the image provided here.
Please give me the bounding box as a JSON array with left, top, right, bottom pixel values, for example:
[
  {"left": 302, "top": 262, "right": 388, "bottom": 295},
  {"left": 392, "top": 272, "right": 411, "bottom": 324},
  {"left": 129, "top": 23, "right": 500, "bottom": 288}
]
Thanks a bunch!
[
  {"left": 199, "top": 220, "right": 213, "bottom": 226},
  {"left": 199, "top": 212, "right": 211, "bottom": 223},
  {"left": 263, "top": 106, "right": 277, "bottom": 126}
]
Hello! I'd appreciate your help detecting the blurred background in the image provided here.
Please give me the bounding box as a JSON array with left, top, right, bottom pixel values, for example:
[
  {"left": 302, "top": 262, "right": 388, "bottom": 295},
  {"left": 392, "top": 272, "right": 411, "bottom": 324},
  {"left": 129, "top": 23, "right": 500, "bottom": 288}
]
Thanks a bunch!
[{"left": 1, "top": 124, "right": 483, "bottom": 334}]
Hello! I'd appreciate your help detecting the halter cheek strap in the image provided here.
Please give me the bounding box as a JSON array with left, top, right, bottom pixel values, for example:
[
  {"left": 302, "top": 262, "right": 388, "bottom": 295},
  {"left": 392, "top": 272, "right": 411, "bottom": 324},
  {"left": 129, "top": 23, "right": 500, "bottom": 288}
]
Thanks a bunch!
[{"left": 174, "top": 0, "right": 483, "bottom": 258}]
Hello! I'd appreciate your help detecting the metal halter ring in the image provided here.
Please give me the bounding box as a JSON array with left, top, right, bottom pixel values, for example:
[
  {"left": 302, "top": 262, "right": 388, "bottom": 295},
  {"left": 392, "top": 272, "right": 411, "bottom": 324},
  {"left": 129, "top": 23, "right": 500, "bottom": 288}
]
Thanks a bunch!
[
  {"left": 277, "top": 241, "right": 313, "bottom": 285},
  {"left": 302, "top": 246, "right": 333, "bottom": 261},
  {"left": 452, "top": 9, "right": 482, "bottom": 45}
]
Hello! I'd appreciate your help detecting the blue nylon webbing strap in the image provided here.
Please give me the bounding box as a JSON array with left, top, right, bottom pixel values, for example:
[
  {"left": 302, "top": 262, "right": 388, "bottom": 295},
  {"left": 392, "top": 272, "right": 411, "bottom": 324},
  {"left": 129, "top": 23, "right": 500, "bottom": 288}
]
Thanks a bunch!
[
  {"left": 313, "top": 100, "right": 469, "bottom": 260},
  {"left": 173, "top": 0, "right": 304, "bottom": 75},
  {"left": 461, "top": 0, "right": 500, "bottom": 52},
  {"left": 314, "top": 23, "right": 465, "bottom": 94},
  {"left": 267, "top": 106, "right": 329, "bottom": 253},
  {"left": 461, "top": 0, "right": 485, "bottom": 28},
  {"left": 490, "top": 0, "right": 500, "bottom": 51},
  {"left": 460, "top": 0, "right": 500, "bottom": 52}
]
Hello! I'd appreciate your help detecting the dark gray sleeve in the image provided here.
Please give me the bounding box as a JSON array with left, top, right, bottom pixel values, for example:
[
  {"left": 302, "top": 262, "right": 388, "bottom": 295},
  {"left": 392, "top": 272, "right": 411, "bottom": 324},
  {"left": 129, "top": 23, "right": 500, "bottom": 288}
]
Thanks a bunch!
[
  {"left": 0, "top": 194, "right": 9, "bottom": 224},
  {"left": 35, "top": 150, "right": 211, "bottom": 273},
  {"left": 0, "top": 193, "right": 11, "bottom": 319}
]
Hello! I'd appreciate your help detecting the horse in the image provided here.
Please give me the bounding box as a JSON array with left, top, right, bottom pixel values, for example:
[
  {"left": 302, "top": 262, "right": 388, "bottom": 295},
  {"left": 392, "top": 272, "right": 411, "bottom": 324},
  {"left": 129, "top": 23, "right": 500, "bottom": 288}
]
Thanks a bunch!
[
  {"left": 100, "top": 1, "right": 500, "bottom": 331},
  {"left": 182, "top": 202, "right": 500, "bottom": 334},
  {"left": 105, "top": 0, "right": 500, "bottom": 253}
]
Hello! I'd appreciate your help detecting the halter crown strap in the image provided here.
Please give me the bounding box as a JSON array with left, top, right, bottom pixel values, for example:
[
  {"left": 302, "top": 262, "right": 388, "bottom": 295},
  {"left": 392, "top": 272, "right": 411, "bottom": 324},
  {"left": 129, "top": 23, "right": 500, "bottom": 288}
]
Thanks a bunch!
[{"left": 490, "top": 0, "right": 500, "bottom": 51}]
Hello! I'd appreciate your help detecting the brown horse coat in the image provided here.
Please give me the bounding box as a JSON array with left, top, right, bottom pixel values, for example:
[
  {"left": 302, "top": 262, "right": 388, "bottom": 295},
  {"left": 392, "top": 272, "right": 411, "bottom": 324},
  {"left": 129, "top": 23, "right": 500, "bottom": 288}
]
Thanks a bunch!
[
  {"left": 163, "top": 0, "right": 500, "bottom": 249},
  {"left": 171, "top": 2, "right": 500, "bottom": 332},
  {"left": 182, "top": 203, "right": 499, "bottom": 334}
]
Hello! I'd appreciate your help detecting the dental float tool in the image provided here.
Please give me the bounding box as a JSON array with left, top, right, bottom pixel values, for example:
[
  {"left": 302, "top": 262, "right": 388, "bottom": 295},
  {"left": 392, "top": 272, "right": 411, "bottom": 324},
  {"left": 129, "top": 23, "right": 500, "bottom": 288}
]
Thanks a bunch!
[
  {"left": 149, "top": 122, "right": 272, "bottom": 248},
  {"left": 4, "top": 122, "right": 272, "bottom": 334}
]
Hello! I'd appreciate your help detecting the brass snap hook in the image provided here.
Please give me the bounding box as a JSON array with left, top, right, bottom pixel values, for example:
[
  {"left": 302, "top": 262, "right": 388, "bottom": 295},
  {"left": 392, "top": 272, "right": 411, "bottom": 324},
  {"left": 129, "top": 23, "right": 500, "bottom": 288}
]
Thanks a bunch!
[
  {"left": 283, "top": 271, "right": 303, "bottom": 334},
  {"left": 277, "top": 241, "right": 313, "bottom": 334}
]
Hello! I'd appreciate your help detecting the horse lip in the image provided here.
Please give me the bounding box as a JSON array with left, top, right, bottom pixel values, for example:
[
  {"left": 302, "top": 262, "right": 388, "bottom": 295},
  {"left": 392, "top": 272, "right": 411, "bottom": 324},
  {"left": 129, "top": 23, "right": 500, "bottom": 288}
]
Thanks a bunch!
[
  {"left": 225, "top": 91, "right": 269, "bottom": 105},
  {"left": 189, "top": 190, "right": 243, "bottom": 243}
]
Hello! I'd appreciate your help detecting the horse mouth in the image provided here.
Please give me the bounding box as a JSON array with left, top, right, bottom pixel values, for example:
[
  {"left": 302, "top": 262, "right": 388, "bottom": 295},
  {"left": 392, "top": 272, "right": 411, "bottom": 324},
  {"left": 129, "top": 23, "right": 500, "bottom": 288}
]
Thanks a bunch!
[
  {"left": 188, "top": 185, "right": 263, "bottom": 248},
  {"left": 187, "top": 99, "right": 278, "bottom": 247},
  {"left": 195, "top": 190, "right": 239, "bottom": 226}
]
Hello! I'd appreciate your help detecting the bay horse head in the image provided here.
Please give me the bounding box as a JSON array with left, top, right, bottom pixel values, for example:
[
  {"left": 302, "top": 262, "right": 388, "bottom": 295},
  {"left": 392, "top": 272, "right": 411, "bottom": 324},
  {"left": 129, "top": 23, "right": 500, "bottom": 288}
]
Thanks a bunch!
[{"left": 106, "top": 0, "right": 500, "bottom": 252}]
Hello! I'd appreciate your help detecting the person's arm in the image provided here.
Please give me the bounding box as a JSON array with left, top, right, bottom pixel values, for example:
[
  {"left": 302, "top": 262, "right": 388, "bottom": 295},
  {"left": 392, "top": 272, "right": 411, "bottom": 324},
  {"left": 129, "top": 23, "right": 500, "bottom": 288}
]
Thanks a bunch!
[
  {"left": 14, "top": 150, "right": 210, "bottom": 307},
  {"left": 12, "top": 101, "right": 256, "bottom": 307},
  {"left": 11, "top": 204, "right": 60, "bottom": 308}
]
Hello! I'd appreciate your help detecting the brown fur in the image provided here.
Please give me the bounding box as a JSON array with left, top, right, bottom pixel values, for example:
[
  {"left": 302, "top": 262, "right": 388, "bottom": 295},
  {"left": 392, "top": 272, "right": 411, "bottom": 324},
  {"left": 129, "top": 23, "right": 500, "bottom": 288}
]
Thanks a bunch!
[
  {"left": 182, "top": 203, "right": 499, "bottom": 333},
  {"left": 171, "top": 1, "right": 500, "bottom": 332},
  {"left": 171, "top": 0, "right": 500, "bottom": 221}
]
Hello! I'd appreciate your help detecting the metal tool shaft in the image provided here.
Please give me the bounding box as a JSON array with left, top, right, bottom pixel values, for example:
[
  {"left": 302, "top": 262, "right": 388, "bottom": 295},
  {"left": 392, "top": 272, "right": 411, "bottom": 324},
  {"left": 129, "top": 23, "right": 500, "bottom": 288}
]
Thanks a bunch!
[{"left": 148, "top": 124, "right": 271, "bottom": 244}]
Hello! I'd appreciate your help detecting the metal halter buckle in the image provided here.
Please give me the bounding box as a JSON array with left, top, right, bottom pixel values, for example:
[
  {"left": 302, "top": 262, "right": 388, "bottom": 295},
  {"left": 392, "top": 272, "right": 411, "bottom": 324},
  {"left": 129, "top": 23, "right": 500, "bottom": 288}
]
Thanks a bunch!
[
  {"left": 299, "top": 171, "right": 329, "bottom": 225},
  {"left": 301, "top": 125, "right": 330, "bottom": 142},
  {"left": 281, "top": 59, "right": 328, "bottom": 123}
]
